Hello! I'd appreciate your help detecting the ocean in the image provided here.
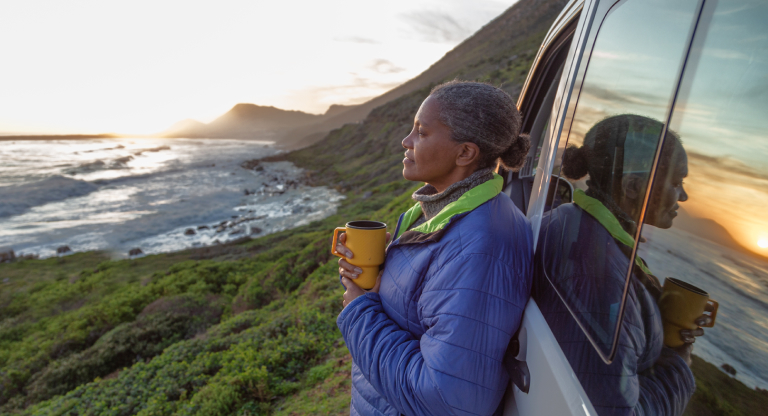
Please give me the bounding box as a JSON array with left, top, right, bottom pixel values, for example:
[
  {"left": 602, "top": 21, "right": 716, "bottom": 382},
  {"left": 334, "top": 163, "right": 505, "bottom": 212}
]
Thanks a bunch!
[
  {"left": 639, "top": 226, "right": 768, "bottom": 389},
  {"left": 0, "top": 138, "right": 343, "bottom": 258}
]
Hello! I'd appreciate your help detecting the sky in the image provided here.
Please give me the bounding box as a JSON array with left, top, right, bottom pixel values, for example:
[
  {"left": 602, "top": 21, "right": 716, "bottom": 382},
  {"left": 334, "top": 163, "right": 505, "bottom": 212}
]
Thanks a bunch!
[{"left": 0, "top": 0, "right": 514, "bottom": 135}]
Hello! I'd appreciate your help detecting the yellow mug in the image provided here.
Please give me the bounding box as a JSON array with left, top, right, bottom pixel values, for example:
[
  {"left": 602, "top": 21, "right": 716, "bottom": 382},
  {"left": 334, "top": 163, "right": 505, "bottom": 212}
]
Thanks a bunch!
[
  {"left": 331, "top": 221, "right": 387, "bottom": 290},
  {"left": 658, "top": 277, "right": 718, "bottom": 348}
]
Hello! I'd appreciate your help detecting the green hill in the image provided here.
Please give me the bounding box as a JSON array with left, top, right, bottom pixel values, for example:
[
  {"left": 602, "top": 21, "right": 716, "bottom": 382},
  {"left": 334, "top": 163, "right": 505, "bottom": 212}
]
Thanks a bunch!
[{"left": 2, "top": 0, "right": 765, "bottom": 414}]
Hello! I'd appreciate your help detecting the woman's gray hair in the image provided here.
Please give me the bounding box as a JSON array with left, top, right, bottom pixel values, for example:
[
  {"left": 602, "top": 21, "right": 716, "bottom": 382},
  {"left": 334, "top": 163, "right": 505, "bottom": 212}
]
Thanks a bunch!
[{"left": 430, "top": 80, "right": 530, "bottom": 170}]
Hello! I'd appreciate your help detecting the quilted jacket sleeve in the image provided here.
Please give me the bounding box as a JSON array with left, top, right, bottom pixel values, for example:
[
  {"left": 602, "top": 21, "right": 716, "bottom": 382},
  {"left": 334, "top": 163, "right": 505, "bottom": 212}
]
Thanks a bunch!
[
  {"left": 564, "top": 319, "right": 696, "bottom": 416},
  {"left": 534, "top": 206, "right": 695, "bottom": 416},
  {"left": 634, "top": 348, "right": 695, "bottom": 416},
  {"left": 556, "top": 313, "right": 695, "bottom": 416},
  {"left": 337, "top": 253, "right": 529, "bottom": 416}
]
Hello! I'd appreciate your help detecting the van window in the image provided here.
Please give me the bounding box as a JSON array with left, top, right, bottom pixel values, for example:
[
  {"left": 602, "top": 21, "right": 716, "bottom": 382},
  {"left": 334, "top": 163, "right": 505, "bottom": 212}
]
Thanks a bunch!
[
  {"left": 534, "top": 0, "right": 702, "bottom": 365},
  {"left": 504, "top": 26, "right": 573, "bottom": 214},
  {"left": 636, "top": 0, "right": 768, "bottom": 401}
]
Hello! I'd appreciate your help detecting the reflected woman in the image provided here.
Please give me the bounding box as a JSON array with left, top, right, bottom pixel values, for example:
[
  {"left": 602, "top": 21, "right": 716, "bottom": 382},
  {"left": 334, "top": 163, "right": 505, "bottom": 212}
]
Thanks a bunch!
[
  {"left": 534, "top": 114, "right": 710, "bottom": 416},
  {"left": 335, "top": 81, "right": 534, "bottom": 416}
]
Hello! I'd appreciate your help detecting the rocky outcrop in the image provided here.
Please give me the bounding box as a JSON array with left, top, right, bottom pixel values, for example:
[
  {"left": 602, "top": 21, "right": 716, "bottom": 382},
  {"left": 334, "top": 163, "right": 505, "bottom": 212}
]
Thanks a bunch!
[
  {"left": 721, "top": 363, "right": 737, "bottom": 376},
  {"left": 56, "top": 246, "right": 72, "bottom": 256}
]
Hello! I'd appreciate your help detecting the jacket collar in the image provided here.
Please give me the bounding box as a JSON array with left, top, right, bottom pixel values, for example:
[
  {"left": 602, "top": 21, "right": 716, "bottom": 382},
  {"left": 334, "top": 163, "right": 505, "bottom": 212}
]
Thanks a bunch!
[
  {"left": 393, "top": 173, "right": 503, "bottom": 245},
  {"left": 573, "top": 188, "right": 653, "bottom": 275}
]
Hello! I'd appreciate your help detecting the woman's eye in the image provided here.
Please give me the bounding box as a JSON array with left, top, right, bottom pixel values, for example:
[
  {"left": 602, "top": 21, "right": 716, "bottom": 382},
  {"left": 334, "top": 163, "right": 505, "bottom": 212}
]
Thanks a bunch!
[{"left": 418, "top": 130, "right": 425, "bottom": 137}]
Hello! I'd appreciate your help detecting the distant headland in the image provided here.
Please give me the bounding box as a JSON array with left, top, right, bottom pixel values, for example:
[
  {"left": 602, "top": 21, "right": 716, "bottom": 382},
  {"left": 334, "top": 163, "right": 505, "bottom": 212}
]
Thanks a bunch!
[{"left": 0, "top": 133, "right": 122, "bottom": 141}]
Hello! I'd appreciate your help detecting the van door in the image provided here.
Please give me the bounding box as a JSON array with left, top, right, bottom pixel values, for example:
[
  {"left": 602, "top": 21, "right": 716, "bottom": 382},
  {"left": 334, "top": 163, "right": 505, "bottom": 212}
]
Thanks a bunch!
[{"left": 504, "top": 0, "right": 723, "bottom": 414}]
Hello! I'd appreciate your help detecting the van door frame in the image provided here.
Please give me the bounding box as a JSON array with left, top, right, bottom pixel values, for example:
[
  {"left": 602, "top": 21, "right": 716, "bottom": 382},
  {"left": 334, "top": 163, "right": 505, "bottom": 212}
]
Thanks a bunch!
[{"left": 502, "top": 0, "right": 613, "bottom": 414}]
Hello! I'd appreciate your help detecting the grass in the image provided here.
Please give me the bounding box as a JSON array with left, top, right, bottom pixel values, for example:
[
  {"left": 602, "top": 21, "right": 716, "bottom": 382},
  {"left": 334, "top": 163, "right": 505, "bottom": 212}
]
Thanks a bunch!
[
  {"left": 0, "top": 178, "right": 416, "bottom": 415},
  {"left": 683, "top": 355, "right": 768, "bottom": 416}
]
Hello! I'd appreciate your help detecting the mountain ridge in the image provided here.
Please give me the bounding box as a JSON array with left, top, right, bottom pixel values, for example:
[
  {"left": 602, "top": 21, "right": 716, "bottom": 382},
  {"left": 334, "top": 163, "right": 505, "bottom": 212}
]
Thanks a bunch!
[
  {"left": 674, "top": 207, "right": 768, "bottom": 261},
  {"left": 158, "top": 0, "right": 567, "bottom": 147},
  {"left": 160, "top": 103, "right": 323, "bottom": 139}
]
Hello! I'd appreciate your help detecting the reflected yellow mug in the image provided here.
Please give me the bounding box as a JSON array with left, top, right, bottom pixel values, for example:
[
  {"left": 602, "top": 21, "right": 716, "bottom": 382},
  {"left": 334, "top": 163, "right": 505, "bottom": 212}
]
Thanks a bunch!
[
  {"left": 331, "top": 221, "right": 387, "bottom": 290},
  {"left": 658, "top": 277, "right": 718, "bottom": 348}
]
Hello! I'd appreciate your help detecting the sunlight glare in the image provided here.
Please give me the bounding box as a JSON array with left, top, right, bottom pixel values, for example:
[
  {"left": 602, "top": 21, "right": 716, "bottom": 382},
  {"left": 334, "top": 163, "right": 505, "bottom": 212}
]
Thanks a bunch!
[{"left": 758, "top": 239, "right": 768, "bottom": 249}]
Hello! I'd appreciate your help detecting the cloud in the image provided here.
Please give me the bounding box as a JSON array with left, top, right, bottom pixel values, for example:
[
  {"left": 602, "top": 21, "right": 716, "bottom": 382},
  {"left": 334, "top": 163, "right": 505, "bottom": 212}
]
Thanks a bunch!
[
  {"left": 398, "top": 11, "right": 471, "bottom": 43},
  {"left": 687, "top": 151, "right": 768, "bottom": 183},
  {"left": 580, "top": 83, "right": 668, "bottom": 110},
  {"left": 334, "top": 36, "right": 379, "bottom": 44},
  {"left": 703, "top": 48, "right": 753, "bottom": 61},
  {"left": 368, "top": 59, "right": 406, "bottom": 74},
  {"left": 285, "top": 76, "right": 404, "bottom": 108}
]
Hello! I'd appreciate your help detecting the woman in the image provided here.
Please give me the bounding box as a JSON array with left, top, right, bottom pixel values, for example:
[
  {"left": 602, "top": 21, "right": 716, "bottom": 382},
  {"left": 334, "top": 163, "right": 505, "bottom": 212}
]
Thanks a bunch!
[
  {"left": 534, "top": 114, "right": 711, "bottom": 416},
  {"left": 335, "top": 81, "right": 534, "bottom": 416}
]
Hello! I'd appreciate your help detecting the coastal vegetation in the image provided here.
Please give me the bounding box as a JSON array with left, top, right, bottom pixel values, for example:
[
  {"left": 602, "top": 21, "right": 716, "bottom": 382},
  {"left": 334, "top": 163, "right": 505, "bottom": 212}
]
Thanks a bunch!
[{"left": 1, "top": 0, "right": 765, "bottom": 414}]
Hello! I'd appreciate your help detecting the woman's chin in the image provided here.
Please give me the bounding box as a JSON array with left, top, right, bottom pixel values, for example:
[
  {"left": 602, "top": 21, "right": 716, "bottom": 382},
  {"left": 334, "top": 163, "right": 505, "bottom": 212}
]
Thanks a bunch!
[
  {"left": 402, "top": 166, "right": 419, "bottom": 182},
  {"left": 646, "top": 215, "right": 675, "bottom": 230}
]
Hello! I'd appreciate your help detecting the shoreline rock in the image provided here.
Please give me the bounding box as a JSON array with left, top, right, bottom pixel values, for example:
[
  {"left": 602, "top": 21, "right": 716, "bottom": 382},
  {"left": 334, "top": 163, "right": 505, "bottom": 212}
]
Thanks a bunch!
[
  {"left": 56, "top": 246, "right": 72, "bottom": 256},
  {"left": 0, "top": 248, "right": 15, "bottom": 263},
  {"left": 721, "top": 363, "right": 737, "bottom": 376}
]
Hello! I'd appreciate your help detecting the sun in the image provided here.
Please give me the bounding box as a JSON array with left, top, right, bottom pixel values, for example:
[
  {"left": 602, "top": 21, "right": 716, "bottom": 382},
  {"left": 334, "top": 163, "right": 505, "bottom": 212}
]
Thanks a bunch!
[{"left": 758, "top": 239, "right": 768, "bottom": 249}]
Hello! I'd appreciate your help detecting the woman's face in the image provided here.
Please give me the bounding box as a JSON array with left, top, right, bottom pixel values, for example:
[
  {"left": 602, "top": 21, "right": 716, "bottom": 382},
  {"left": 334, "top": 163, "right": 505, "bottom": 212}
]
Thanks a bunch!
[
  {"left": 645, "top": 145, "right": 689, "bottom": 229},
  {"left": 401, "top": 95, "right": 463, "bottom": 190}
]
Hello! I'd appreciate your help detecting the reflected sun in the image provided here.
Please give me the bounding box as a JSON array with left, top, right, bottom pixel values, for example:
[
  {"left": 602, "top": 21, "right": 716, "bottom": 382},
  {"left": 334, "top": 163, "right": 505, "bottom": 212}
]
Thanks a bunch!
[{"left": 758, "top": 239, "right": 768, "bottom": 249}]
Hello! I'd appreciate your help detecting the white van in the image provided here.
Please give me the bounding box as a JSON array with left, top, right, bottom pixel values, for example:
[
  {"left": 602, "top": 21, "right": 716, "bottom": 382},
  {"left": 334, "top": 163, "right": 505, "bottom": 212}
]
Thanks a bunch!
[{"left": 501, "top": 0, "right": 768, "bottom": 414}]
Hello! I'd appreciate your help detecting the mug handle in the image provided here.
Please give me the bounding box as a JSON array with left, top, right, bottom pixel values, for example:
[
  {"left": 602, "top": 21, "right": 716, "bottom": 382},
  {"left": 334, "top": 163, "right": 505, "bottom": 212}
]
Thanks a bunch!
[
  {"left": 331, "top": 227, "right": 346, "bottom": 258},
  {"left": 703, "top": 299, "right": 718, "bottom": 327}
]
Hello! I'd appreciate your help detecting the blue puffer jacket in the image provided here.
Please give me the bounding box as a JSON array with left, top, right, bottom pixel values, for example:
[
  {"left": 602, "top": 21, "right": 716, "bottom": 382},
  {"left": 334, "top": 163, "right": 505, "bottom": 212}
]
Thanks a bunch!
[
  {"left": 533, "top": 195, "right": 695, "bottom": 416},
  {"left": 337, "top": 174, "right": 533, "bottom": 416}
]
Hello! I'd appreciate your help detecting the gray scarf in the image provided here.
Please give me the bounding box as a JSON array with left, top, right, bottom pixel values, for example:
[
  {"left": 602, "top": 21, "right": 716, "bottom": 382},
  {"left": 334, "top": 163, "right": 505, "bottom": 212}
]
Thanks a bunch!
[{"left": 409, "top": 168, "right": 495, "bottom": 229}]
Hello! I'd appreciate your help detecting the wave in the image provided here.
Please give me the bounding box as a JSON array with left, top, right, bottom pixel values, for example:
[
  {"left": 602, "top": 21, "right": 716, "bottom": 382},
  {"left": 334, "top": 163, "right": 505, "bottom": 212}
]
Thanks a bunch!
[
  {"left": 91, "top": 167, "right": 185, "bottom": 186},
  {"left": 0, "top": 175, "right": 98, "bottom": 218},
  {"left": 132, "top": 145, "right": 170, "bottom": 156},
  {"left": 82, "top": 144, "right": 125, "bottom": 153},
  {"left": 62, "top": 156, "right": 134, "bottom": 176}
]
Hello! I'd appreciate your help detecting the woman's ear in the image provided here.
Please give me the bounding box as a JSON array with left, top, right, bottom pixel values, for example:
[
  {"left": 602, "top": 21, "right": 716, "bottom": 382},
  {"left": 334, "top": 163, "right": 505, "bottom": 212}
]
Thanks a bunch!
[
  {"left": 456, "top": 142, "right": 480, "bottom": 168},
  {"left": 622, "top": 174, "right": 646, "bottom": 201}
]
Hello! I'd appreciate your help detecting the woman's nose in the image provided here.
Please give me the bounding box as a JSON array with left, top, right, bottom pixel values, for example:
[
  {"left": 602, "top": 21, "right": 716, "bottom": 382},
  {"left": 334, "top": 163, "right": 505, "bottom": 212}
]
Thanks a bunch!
[
  {"left": 678, "top": 186, "right": 689, "bottom": 202},
  {"left": 402, "top": 131, "right": 414, "bottom": 149}
]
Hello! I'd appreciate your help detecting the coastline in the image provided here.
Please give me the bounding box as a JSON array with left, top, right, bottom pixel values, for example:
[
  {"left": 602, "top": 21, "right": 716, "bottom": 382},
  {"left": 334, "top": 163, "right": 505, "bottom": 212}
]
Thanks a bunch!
[{"left": 0, "top": 139, "right": 341, "bottom": 260}]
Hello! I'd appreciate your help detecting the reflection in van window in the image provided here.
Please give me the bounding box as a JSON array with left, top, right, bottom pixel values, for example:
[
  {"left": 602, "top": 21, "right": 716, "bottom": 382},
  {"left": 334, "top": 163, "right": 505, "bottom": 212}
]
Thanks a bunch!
[
  {"left": 536, "top": 117, "right": 694, "bottom": 415},
  {"left": 637, "top": 0, "right": 768, "bottom": 404},
  {"left": 537, "top": 0, "right": 700, "bottom": 352},
  {"left": 533, "top": 0, "right": 703, "bottom": 414}
]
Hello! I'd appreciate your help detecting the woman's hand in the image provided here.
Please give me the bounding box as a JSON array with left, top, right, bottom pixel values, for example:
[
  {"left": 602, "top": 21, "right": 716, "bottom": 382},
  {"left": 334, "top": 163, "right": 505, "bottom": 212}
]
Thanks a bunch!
[
  {"left": 336, "top": 231, "right": 390, "bottom": 309},
  {"left": 672, "top": 305, "right": 715, "bottom": 366},
  {"left": 342, "top": 271, "right": 382, "bottom": 308},
  {"left": 336, "top": 232, "right": 391, "bottom": 280}
]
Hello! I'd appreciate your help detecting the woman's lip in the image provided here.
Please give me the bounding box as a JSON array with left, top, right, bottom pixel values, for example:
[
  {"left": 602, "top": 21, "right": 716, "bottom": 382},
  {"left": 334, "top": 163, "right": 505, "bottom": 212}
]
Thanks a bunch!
[{"left": 403, "top": 157, "right": 413, "bottom": 165}]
